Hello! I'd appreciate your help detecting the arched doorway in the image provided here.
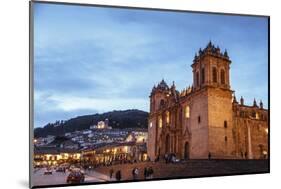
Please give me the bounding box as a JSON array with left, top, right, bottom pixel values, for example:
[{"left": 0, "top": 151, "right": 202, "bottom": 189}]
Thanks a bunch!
[
  {"left": 184, "top": 142, "right": 190, "bottom": 160},
  {"left": 165, "top": 134, "right": 170, "bottom": 154}
]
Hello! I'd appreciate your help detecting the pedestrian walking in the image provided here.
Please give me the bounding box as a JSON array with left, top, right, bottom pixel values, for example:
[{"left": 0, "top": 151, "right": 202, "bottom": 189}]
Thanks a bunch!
[
  {"left": 208, "top": 152, "right": 211, "bottom": 160},
  {"left": 116, "top": 170, "right": 122, "bottom": 181},
  {"left": 109, "top": 168, "right": 114, "bottom": 179},
  {"left": 148, "top": 167, "right": 154, "bottom": 179},
  {"left": 144, "top": 167, "right": 148, "bottom": 179},
  {"left": 132, "top": 167, "right": 139, "bottom": 180}
]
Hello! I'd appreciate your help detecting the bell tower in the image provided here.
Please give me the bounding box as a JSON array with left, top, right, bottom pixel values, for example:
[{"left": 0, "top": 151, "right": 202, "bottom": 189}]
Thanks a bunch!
[
  {"left": 189, "top": 41, "right": 235, "bottom": 159},
  {"left": 148, "top": 79, "right": 170, "bottom": 161},
  {"left": 191, "top": 41, "right": 231, "bottom": 90}
]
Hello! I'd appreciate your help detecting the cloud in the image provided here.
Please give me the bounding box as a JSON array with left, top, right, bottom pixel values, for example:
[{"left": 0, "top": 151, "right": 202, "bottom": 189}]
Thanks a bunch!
[{"left": 33, "top": 2, "right": 268, "bottom": 127}]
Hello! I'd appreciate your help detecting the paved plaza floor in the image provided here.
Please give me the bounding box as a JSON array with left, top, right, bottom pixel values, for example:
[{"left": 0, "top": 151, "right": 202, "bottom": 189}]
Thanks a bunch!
[{"left": 32, "top": 160, "right": 269, "bottom": 187}]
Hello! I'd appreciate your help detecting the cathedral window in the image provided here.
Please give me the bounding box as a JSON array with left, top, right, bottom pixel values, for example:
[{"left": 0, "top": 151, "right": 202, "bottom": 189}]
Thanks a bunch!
[
  {"left": 224, "top": 120, "right": 227, "bottom": 128},
  {"left": 220, "top": 69, "right": 225, "bottom": 84},
  {"left": 185, "top": 106, "right": 190, "bottom": 118},
  {"left": 149, "top": 122, "right": 153, "bottom": 128},
  {"left": 198, "top": 116, "right": 201, "bottom": 124},
  {"left": 225, "top": 136, "right": 228, "bottom": 142},
  {"left": 158, "top": 116, "right": 162, "bottom": 128},
  {"left": 212, "top": 67, "right": 217, "bottom": 83},
  {"left": 160, "top": 99, "right": 165, "bottom": 109},
  {"left": 256, "top": 112, "right": 259, "bottom": 119},
  {"left": 196, "top": 71, "right": 200, "bottom": 87},
  {"left": 166, "top": 111, "right": 170, "bottom": 124},
  {"left": 201, "top": 68, "right": 205, "bottom": 84}
]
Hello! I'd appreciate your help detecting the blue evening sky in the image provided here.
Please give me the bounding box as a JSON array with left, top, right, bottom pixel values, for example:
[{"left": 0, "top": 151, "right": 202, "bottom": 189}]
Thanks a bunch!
[{"left": 33, "top": 2, "right": 268, "bottom": 128}]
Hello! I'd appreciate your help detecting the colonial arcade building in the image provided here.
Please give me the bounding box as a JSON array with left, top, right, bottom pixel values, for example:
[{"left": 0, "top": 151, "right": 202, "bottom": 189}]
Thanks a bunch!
[{"left": 148, "top": 42, "right": 268, "bottom": 161}]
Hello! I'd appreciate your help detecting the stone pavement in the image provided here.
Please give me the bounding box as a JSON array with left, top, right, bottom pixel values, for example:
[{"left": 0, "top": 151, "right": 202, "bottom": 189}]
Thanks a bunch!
[
  {"left": 32, "top": 168, "right": 110, "bottom": 187},
  {"left": 32, "top": 160, "right": 269, "bottom": 187},
  {"left": 85, "top": 170, "right": 116, "bottom": 181}
]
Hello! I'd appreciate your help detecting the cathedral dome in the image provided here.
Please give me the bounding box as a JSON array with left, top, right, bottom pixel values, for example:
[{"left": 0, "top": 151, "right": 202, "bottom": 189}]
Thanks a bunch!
[{"left": 157, "top": 79, "right": 169, "bottom": 90}]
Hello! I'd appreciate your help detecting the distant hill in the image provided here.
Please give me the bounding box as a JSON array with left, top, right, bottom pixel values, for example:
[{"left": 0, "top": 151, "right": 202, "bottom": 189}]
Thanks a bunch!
[{"left": 34, "top": 109, "right": 149, "bottom": 138}]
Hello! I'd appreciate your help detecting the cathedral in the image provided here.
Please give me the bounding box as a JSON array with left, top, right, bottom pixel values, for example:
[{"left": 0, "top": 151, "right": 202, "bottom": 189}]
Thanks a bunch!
[{"left": 147, "top": 41, "right": 268, "bottom": 160}]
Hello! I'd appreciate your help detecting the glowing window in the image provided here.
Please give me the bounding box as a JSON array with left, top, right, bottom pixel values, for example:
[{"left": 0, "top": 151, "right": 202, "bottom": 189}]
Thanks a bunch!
[
  {"left": 256, "top": 112, "right": 259, "bottom": 119},
  {"left": 185, "top": 106, "right": 190, "bottom": 118},
  {"left": 166, "top": 111, "right": 170, "bottom": 124},
  {"left": 158, "top": 116, "right": 162, "bottom": 128}
]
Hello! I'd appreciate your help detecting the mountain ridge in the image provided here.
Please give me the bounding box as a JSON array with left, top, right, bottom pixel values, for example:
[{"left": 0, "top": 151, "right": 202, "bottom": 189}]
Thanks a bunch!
[{"left": 34, "top": 109, "right": 149, "bottom": 138}]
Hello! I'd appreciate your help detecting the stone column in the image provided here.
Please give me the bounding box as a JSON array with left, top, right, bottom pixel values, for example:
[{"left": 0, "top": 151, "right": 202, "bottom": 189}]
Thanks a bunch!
[{"left": 247, "top": 122, "right": 253, "bottom": 159}]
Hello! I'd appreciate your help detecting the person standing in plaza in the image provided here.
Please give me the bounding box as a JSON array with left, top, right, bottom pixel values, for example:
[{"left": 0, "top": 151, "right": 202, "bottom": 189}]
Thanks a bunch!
[
  {"left": 109, "top": 168, "right": 114, "bottom": 179},
  {"left": 144, "top": 167, "right": 148, "bottom": 179},
  {"left": 132, "top": 167, "right": 139, "bottom": 180},
  {"left": 116, "top": 170, "right": 122, "bottom": 181},
  {"left": 148, "top": 167, "right": 154, "bottom": 179}
]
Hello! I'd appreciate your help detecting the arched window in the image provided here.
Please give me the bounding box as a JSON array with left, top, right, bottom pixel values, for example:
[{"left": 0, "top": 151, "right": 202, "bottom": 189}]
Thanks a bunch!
[
  {"left": 185, "top": 106, "right": 190, "bottom": 118},
  {"left": 221, "top": 69, "right": 225, "bottom": 84},
  {"left": 166, "top": 111, "right": 170, "bottom": 124},
  {"left": 212, "top": 67, "right": 217, "bottom": 83},
  {"left": 196, "top": 71, "right": 200, "bottom": 87},
  {"left": 158, "top": 116, "right": 162, "bottom": 128},
  {"left": 159, "top": 99, "right": 165, "bottom": 109},
  {"left": 255, "top": 112, "right": 259, "bottom": 119},
  {"left": 201, "top": 68, "right": 205, "bottom": 84}
]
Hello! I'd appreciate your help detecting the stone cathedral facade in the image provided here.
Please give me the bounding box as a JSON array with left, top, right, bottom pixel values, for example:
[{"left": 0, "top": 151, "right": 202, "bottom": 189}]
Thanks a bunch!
[{"left": 147, "top": 42, "right": 268, "bottom": 160}]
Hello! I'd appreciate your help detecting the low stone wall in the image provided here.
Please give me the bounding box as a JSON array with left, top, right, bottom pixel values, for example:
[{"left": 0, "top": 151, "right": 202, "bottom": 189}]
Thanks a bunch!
[{"left": 94, "top": 160, "right": 269, "bottom": 181}]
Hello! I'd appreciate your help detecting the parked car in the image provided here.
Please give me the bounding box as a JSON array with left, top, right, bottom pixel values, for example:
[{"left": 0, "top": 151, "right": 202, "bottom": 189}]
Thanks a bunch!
[{"left": 66, "top": 170, "right": 85, "bottom": 184}]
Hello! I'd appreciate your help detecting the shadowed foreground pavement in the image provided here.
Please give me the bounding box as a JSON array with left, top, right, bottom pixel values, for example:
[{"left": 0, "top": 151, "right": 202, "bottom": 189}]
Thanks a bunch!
[{"left": 93, "top": 160, "right": 269, "bottom": 181}]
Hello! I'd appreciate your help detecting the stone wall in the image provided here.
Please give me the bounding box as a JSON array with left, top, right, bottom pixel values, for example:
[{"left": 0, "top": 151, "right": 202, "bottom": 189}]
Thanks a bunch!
[
  {"left": 188, "top": 89, "right": 209, "bottom": 159},
  {"left": 207, "top": 87, "right": 235, "bottom": 158},
  {"left": 233, "top": 117, "right": 268, "bottom": 159}
]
